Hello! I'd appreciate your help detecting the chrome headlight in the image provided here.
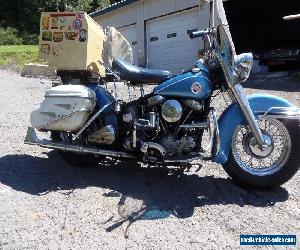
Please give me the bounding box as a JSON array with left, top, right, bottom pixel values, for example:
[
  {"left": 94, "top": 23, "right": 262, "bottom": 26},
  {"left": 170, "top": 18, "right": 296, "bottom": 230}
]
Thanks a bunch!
[{"left": 234, "top": 53, "right": 253, "bottom": 82}]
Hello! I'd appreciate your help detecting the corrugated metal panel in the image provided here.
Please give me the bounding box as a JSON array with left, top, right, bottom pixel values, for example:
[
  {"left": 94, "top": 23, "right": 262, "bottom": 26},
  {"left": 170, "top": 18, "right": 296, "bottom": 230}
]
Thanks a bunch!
[
  {"left": 90, "top": 0, "right": 139, "bottom": 17},
  {"left": 143, "top": 0, "right": 174, "bottom": 20},
  {"left": 94, "top": 0, "right": 199, "bottom": 26},
  {"left": 175, "top": 0, "right": 199, "bottom": 10},
  {"left": 94, "top": 3, "right": 139, "bottom": 28},
  {"left": 92, "top": 0, "right": 208, "bottom": 66},
  {"left": 143, "top": 0, "right": 198, "bottom": 20}
]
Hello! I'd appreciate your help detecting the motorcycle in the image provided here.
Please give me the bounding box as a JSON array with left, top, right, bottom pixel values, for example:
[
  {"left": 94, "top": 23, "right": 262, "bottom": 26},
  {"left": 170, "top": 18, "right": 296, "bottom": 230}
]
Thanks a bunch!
[{"left": 25, "top": 0, "right": 300, "bottom": 188}]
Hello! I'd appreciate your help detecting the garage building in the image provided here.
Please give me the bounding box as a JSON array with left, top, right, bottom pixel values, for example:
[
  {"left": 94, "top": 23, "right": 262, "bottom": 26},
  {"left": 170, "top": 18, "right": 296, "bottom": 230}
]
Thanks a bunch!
[
  {"left": 91, "top": 0, "right": 210, "bottom": 74},
  {"left": 90, "top": 0, "right": 300, "bottom": 74}
]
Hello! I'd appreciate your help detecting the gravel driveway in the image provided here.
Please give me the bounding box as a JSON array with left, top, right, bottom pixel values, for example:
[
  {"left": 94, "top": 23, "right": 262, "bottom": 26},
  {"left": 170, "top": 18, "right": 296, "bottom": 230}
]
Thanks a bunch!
[{"left": 0, "top": 69, "right": 299, "bottom": 249}]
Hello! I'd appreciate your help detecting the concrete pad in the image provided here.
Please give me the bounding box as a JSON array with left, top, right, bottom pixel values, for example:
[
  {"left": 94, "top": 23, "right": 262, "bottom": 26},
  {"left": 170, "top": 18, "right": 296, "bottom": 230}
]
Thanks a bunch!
[{"left": 21, "top": 63, "right": 57, "bottom": 78}]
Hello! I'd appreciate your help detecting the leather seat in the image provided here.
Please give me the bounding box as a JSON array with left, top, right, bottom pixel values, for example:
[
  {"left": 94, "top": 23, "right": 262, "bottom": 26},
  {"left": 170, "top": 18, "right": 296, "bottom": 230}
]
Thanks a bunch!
[{"left": 112, "top": 59, "right": 172, "bottom": 84}]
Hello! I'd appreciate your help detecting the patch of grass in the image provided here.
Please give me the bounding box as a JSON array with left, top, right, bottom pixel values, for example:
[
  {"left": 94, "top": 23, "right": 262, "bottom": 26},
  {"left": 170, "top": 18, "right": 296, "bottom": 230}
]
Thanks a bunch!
[{"left": 0, "top": 45, "right": 39, "bottom": 68}]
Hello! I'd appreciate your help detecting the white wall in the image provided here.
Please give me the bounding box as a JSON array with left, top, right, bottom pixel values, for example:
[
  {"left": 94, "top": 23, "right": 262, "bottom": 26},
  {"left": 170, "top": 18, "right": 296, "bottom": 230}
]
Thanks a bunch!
[{"left": 93, "top": 0, "right": 210, "bottom": 67}]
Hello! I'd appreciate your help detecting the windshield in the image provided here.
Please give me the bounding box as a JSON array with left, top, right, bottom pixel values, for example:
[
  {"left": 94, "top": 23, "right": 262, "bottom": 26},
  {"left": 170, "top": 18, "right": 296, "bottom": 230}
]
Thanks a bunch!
[{"left": 213, "top": 0, "right": 236, "bottom": 67}]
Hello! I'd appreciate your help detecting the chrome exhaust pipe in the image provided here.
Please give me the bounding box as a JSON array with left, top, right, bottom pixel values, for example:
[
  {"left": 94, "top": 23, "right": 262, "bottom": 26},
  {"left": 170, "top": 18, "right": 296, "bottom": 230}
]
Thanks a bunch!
[{"left": 24, "top": 127, "right": 136, "bottom": 159}]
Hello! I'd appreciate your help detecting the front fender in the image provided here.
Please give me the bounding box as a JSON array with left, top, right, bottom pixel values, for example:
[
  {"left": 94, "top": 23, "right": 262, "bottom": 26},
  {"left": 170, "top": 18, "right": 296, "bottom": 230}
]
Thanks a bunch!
[{"left": 213, "top": 94, "right": 295, "bottom": 164}]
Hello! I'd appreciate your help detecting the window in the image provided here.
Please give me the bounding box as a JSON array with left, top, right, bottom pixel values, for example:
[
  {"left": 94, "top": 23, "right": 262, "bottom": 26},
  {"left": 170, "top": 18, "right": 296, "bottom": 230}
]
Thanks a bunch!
[
  {"left": 167, "top": 33, "right": 177, "bottom": 39},
  {"left": 150, "top": 37, "right": 158, "bottom": 42}
]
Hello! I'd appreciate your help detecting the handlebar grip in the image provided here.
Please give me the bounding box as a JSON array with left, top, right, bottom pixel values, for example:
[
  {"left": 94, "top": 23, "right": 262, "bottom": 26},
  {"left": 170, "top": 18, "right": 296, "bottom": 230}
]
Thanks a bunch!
[{"left": 189, "top": 30, "right": 209, "bottom": 39}]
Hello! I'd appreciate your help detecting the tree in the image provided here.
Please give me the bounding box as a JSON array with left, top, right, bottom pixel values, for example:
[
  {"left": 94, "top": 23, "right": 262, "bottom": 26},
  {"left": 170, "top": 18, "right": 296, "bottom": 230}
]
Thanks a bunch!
[
  {"left": 0, "top": 0, "right": 118, "bottom": 44},
  {"left": 65, "top": 0, "right": 111, "bottom": 12},
  {"left": 95, "top": 0, "right": 111, "bottom": 10}
]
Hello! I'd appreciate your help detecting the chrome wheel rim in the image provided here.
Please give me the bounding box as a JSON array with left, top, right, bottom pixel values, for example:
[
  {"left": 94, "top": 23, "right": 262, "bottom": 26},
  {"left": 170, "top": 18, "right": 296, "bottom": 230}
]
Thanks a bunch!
[{"left": 231, "top": 118, "right": 291, "bottom": 176}]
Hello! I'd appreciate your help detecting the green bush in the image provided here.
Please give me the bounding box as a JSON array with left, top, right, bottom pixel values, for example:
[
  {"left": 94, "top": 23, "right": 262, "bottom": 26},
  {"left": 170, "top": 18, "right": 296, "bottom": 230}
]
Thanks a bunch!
[
  {"left": 21, "top": 33, "right": 39, "bottom": 45},
  {"left": 0, "top": 27, "right": 23, "bottom": 45}
]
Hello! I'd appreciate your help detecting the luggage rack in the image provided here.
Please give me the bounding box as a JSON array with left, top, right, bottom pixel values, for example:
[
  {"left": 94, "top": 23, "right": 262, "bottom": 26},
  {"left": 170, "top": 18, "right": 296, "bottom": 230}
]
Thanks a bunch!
[{"left": 54, "top": 70, "right": 101, "bottom": 87}]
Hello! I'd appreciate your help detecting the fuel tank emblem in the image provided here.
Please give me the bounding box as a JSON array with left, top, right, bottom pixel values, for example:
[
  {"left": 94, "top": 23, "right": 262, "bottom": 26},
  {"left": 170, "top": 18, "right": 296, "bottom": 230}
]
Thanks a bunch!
[{"left": 191, "top": 82, "right": 202, "bottom": 94}]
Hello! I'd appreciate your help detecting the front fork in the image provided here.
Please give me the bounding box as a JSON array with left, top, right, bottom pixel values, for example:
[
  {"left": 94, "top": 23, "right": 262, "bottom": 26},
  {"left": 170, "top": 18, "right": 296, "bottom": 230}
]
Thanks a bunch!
[{"left": 231, "top": 83, "right": 266, "bottom": 146}]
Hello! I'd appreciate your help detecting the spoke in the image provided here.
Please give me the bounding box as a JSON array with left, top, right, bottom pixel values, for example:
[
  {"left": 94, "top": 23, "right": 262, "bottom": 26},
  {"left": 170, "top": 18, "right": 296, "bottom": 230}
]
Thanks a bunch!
[
  {"left": 265, "top": 121, "right": 269, "bottom": 131},
  {"left": 250, "top": 156, "right": 254, "bottom": 167},
  {"left": 232, "top": 118, "right": 291, "bottom": 176},
  {"left": 268, "top": 156, "right": 273, "bottom": 166},
  {"left": 270, "top": 127, "right": 280, "bottom": 136},
  {"left": 246, "top": 157, "right": 252, "bottom": 166},
  {"left": 237, "top": 135, "right": 244, "bottom": 142}
]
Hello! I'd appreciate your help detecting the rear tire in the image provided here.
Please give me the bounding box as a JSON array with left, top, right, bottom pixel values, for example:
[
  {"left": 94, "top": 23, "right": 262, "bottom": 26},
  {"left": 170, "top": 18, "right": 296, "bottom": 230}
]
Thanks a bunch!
[
  {"left": 223, "top": 119, "right": 300, "bottom": 188},
  {"left": 51, "top": 132, "right": 104, "bottom": 168}
]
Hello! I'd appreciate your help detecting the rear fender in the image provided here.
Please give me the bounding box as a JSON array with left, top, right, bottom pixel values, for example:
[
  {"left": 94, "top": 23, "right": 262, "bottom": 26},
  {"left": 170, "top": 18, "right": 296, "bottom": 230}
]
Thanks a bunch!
[
  {"left": 87, "top": 83, "right": 118, "bottom": 131},
  {"left": 213, "top": 94, "right": 296, "bottom": 164}
]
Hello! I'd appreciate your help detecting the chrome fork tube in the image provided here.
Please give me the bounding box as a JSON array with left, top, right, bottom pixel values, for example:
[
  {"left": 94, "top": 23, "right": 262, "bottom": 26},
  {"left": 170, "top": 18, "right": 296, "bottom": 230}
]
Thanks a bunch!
[{"left": 231, "top": 83, "right": 265, "bottom": 145}]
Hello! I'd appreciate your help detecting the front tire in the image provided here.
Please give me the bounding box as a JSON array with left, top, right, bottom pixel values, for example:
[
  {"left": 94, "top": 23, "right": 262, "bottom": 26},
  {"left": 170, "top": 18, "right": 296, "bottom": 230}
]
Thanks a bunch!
[{"left": 223, "top": 118, "right": 300, "bottom": 188}]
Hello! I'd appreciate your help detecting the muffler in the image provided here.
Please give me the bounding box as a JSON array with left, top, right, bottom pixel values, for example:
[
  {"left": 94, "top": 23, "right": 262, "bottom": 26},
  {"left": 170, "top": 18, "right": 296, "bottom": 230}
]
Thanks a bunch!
[{"left": 24, "top": 127, "right": 136, "bottom": 159}]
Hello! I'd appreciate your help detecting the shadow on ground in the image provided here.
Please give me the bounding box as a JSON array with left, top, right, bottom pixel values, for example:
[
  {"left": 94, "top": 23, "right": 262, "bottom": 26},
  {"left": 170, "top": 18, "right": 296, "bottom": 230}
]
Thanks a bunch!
[{"left": 0, "top": 151, "right": 289, "bottom": 237}]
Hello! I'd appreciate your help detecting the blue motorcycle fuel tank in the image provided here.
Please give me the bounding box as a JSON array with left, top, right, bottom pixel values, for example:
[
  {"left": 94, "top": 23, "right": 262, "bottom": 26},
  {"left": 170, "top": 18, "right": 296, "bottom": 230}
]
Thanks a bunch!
[{"left": 154, "top": 69, "right": 212, "bottom": 100}]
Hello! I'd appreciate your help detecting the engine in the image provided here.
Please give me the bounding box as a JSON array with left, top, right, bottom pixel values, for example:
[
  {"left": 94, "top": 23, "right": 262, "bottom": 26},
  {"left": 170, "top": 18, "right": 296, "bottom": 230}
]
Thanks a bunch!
[
  {"left": 122, "top": 95, "right": 207, "bottom": 161},
  {"left": 160, "top": 134, "right": 197, "bottom": 156}
]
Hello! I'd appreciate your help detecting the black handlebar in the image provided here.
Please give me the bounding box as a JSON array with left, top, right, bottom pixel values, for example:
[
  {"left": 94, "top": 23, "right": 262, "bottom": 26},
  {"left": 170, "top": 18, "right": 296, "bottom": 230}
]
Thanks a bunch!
[{"left": 189, "top": 30, "right": 209, "bottom": 39}]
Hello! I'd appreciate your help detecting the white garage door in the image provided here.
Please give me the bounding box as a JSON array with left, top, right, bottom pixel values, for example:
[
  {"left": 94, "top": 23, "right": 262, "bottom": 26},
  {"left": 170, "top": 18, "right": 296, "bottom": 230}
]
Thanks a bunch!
[
  {"left": 118, "top": 24, "right": 138, "bottom": 65},
  {"left": 147, "top": 9, "right": 200, "bottom": 74}
]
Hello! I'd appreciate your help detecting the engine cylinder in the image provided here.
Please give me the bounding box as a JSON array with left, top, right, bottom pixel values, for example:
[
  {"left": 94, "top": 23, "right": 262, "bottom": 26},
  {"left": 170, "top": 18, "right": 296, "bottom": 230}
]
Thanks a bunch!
[{"left": 161, "top": 100, "right": 183, "bottom": 123}]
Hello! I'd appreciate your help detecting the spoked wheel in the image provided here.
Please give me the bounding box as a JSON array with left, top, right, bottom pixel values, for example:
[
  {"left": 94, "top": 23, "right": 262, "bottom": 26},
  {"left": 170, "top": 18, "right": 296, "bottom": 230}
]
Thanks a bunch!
[
  {"left": 51, "top": 131, "right": 105, "bottom": 168},
  {"left": 223, "top": 118, "right": 300, "bottom": 188}
]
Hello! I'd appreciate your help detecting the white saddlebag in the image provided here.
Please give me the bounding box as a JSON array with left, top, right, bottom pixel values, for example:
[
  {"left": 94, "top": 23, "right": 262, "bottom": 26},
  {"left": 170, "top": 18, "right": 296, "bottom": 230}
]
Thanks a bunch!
[{"left": 30, "top": 85, "right": 96, "bottom": 131}]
